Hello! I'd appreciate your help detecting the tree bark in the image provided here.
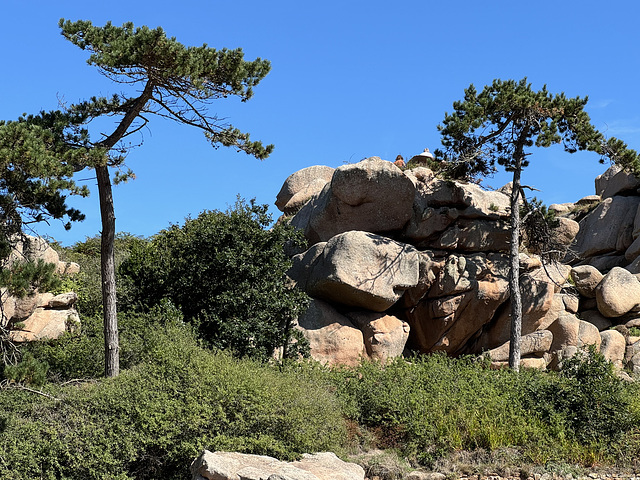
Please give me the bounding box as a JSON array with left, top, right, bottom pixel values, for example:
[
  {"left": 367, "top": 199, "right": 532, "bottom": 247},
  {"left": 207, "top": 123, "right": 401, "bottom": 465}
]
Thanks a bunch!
[
  {"left": 96, "top": 164, "right": 119, "bottom": 377},
  {"left": 508, "top": 135, "right": 527, "bottom": 372},
  {"left": 96, "top": 80, "right": 154, "bottom": 378}
]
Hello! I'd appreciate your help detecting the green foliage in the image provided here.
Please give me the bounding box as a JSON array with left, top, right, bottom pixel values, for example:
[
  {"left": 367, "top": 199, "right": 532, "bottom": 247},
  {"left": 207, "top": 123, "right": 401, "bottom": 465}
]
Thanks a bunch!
[
  {"left": 628, "top": 327, "right": 640, "bottom": 336},
  {"left": 0, "top": 258, "right": 59, "bottom": 300},
  {"left": 0, "top": 327, "right": 346, "bottom": 479},
  {"left": 55, "top": 233, "right": 146, "bottom": 317},
  {"left": 436, "top": 78, "right": 640, "bottom": 181},
  {"left": 325, "top": 353, "right": 640, "bottom": 466},
  {"left": 524, "top": 346, "right": 639, "bottom": 446},
  {"left": 120, "top": 199, "right": 309, "bottom": 360},
  {"left": 23, "top": 301, "right": 184, "bottom": 382},
  {"left": 2, "top": 352, "right": 49, "bottom": 387},
  {"left": 58, "top": 18, "right": 274, "bottom": 160},
  {"left": 0, "top": 113, "right": 90, "bottom": 245},
  {"left": 520, "top": 197, "right": 564, "bottom": 261}
]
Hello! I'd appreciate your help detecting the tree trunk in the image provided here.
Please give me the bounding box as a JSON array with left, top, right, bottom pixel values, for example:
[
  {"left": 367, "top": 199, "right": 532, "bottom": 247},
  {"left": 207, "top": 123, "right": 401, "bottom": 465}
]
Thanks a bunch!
[
  {"left": 96, "top": 164, "right": 119, "bottom": 377},
  {"left": 95, "top": 80, "right": 154, "bottom": 378},
  {"left": 508, "top": 148, "right": 526, "bottom": 371}
]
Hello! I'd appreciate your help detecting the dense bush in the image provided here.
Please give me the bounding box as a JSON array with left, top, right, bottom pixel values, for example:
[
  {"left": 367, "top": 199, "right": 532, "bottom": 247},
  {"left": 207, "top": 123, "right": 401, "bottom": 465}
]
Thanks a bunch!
[
  {"left": 325, "top": 353, "right": 640, "bottom": 466},
  {"left": 119, "top": 199, "right": 309, "bottom": 360},
  {"left": 0, "top": 321, "right": 347, "bottom": 480},
  {"left": 54, "top": 233, "right": 146, "bottom": 318},
  {"left": 524, "top": 346, "right": 639, "bottom": 446},
  {"left": 23, "top": 301, "right": 185, "bottom": 382}
]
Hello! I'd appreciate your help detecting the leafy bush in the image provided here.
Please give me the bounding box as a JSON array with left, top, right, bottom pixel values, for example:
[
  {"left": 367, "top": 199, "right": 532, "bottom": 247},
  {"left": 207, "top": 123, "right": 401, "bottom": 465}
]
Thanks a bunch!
[
  {"left": 0, "top": 324, "right": 347, "bottom": 479},
  {"left": 54, "top": 233, "right": 145, "bottom": 317},
  {"left": 23, "top": 301, "right": 186, "bottom": 382},
  {"left": 326, "top": 352, "right": 640, "bottom": 466},
  {"left": 1, "top": 352, "right": 49, "bottom": 387},
  {"left": 120, "top": 199, "right": 309, "bottom": 360},
  {"left": 524, "top": 346, "right": 639, "bottom": 446}
]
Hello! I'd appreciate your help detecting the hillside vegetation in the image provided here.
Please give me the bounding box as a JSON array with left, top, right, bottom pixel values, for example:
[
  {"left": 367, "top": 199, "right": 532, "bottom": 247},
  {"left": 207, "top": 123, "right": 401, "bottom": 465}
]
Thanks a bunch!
[{"left": 1, "top": 201, "right": 639, "bottom": 479}]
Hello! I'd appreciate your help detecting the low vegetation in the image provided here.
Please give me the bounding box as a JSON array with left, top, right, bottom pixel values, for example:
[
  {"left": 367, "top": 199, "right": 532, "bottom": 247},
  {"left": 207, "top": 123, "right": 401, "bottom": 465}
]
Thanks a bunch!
[{"left": 1, "top": 201, "right": 639, "bottom": 479}]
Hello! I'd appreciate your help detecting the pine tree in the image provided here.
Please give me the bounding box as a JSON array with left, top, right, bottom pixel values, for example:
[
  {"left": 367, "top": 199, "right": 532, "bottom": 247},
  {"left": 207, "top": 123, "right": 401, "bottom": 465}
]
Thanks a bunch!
[
  {"left": 0, "top": 113, "right": 90, "bottom": 365},
  {"left": 6, "top": 20, "right": 274, "bottom": 377},
  {"left": 436, "top": 78, "right": 639, "bottom": 371}
]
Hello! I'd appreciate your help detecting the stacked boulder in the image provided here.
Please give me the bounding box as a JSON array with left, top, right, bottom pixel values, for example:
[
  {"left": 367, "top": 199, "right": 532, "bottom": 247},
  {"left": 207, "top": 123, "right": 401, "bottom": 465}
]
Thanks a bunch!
[
  {"left": 2, "top": 236, "right": 80, "bottom": 343},
  {"left": 278, "top": 156, "right": 612, "bottom": 370}
]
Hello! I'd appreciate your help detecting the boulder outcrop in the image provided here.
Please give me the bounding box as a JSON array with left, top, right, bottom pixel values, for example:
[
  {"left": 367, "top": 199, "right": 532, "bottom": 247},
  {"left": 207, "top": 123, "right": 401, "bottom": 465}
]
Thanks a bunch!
[
  {"left": 2, "top": 235, "right": 80, "bottom": 343},
  {"left": 278, "top": 159, "right": 640, "bottom": 370}
]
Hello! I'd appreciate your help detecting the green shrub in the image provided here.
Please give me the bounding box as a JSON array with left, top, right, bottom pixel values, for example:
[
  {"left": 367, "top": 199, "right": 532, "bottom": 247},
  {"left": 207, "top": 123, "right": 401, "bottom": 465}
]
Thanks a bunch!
[
  {"left": 328, "top": 355, "right": 549, "bottom": 464},
  {"left": 326, "top": 352, "right": 640, "bottom": 466},
  {"left": 0, "top": 328, "right": 347, "bottom": 479},
  {"left": 2, "top": 352, "right": 49, "bottom": 387},
  {"left": 120, "top": 198, "right": 309, "bottom": 360},
  {"left": 54, "top": 233, "right": 145, "bottom": 318},
  {"left": 524, "top": 346, "right": 639, "bottom": 446},
  {"left": 23, "top": 301, "right": 188, "bottom": 382}
]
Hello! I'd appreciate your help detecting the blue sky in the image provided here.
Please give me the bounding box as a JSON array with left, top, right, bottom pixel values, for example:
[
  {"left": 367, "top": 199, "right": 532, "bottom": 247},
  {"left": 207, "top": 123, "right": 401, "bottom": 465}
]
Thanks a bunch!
[{"left": 2, "top": 1, "right": 640, "bottom": 245}]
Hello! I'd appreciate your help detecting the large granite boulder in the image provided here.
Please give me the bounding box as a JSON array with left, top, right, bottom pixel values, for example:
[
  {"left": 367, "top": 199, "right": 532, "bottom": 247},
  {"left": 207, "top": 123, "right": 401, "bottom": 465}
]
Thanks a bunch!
[
  {"left": 275, "top": 165, "right": 335, "bottom": 215},
  {"left": 595, "top": 164, "right": 640, "bottom": 199},
  {"left": 290, "top": 158, "right": 415, "bottom": 244},
  {"left": 403, "top": 176, "right": 511, "bottom": 250},
  {"left": 595, "top": 266, "right": 640, "bottom": 317},
  {"left": 296, "top": 299, "right": 366, "bottom": 367},
  {"left": 289, "top": 231, "right": 420, "bottom": 312},
  {"left": 569, "top": 196, "right": 640, "bottom": 261},
  {"left": 346, "top": 311, "right": 410, "bottom": 362},
  {"left": 2, "top": 236, "right": 80, "bottom": 344},
  {"left": 570, "top": 265, "right": 603, "bottom": 298},
  {"left": 484, "top": 330, "right": 553, "bottom": 362},
  {"left": 191, "top": 450, "right": 365, "bottom": 480},
  {"left": 600, "top": 329, "right": 626, "bottom": 369},
  {"left": 406, "top": 254, "right": 510, "bottom": 354},
  {"left": 8, "top": 292, "right": 79, "bottom": 343}
]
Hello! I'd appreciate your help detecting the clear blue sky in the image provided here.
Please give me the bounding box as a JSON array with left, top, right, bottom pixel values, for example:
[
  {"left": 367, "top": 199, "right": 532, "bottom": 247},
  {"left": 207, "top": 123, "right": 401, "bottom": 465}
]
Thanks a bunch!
[{"left": 2, "top": 1, "right": 640, "bottom": 245}]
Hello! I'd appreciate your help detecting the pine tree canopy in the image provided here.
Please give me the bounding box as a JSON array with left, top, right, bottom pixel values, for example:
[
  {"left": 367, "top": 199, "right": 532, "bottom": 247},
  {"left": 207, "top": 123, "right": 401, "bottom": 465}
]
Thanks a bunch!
[
  {"left": 436, "top": 78, "right": 640, "bottom": 180},
  {"left": 0, "top": 115, "right": 90, "bottom": 258},
  {"left": 58, "top": 18, "right": 274, "bottom": 161}
]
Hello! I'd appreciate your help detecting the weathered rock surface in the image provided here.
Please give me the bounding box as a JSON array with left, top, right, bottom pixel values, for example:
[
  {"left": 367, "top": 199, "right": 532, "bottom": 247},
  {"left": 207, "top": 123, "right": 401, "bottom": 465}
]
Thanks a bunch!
[
  {"left": 595, "top": 164, "right": 640, "bottom": 198},
  {"left": 595, "top": 267, "right": 640, "bottom": 317},
  {"left": 296, "top": 299, "right": 365, "bottom": 367},
  {"left": 346, "top": 311, "right": 410, "bottom": 362},
  {"left": 408, "top": 254, "right": 510, "bottom": 354},
  {"left": 484, "top": 330, "right": 553, "bottom": 362},
  {"left": 2, "top": 236, "right": 80, "bottom": 344},
  {"left": 569, "top": 196, "right": 640, "bottom": 260},
  {"left": 600, "top": 329, "right": 626, "bottom": 368},
  {"left": 291, "top": 158, "right": 415, "bottom": 244},
  {"left": 279, "top": 159, "right": 640, "bottom": 371},
  {"left": 275, "top": 165, "right": 335, "bottom": 214},
  {"left": 289, "top": 231, "right": 420, "bottom": 312},
  {"left": 570, "top": 265, "right": 603, "bottom": 298},
  {"left": 191, "top": 450, "right": 365, "bottom": 480}
]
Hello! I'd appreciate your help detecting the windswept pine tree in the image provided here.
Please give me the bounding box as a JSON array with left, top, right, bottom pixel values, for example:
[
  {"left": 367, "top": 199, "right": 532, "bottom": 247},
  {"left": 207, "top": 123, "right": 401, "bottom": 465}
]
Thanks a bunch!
[
  {"left": 436, "top": 78, "right": 640, "bottom": 370},
  {"left": 3, "top": 20, "right": 274, "bottom": 376},
  {"left": 0, "top": 113, "right": 91, "bottom": 364}
]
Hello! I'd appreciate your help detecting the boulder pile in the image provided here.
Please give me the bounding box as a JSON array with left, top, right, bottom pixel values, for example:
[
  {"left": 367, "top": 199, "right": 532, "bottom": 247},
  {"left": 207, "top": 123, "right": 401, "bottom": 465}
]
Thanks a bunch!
[
  {"left": 2, "top": 236, "right": 80, "bottom": 343},
  {"left": 278, "top": 157, "right": 640, "bottom": 371}
]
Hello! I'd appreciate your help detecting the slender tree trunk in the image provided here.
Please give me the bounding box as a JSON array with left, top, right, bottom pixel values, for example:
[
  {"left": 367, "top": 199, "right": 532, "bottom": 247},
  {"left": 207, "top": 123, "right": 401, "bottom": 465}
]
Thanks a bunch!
[
  {"left": 95, "top": 80, "right": 154, "bottom": 378},
  {"left": 508, "top": 140, "right": 527, "bottom": 371},
  {"left": 96, "top": 164, "right": 119, "bottom": 377}
]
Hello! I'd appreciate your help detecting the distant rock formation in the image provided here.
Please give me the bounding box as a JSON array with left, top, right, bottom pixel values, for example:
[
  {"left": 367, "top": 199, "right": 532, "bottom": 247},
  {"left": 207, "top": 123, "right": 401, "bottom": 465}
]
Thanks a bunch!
[
  {"left": 2, "top": 235, "right": 80, "bottom": 343},
  {"left": 278, "top": 157, "right": 640, "bottom": 371}
]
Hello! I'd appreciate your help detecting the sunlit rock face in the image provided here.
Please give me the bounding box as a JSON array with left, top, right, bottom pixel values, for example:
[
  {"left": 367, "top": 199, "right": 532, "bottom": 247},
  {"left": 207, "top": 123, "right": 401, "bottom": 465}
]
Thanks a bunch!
[{"left": 281, "top": 159, "right": 640, "bottom": 370}]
